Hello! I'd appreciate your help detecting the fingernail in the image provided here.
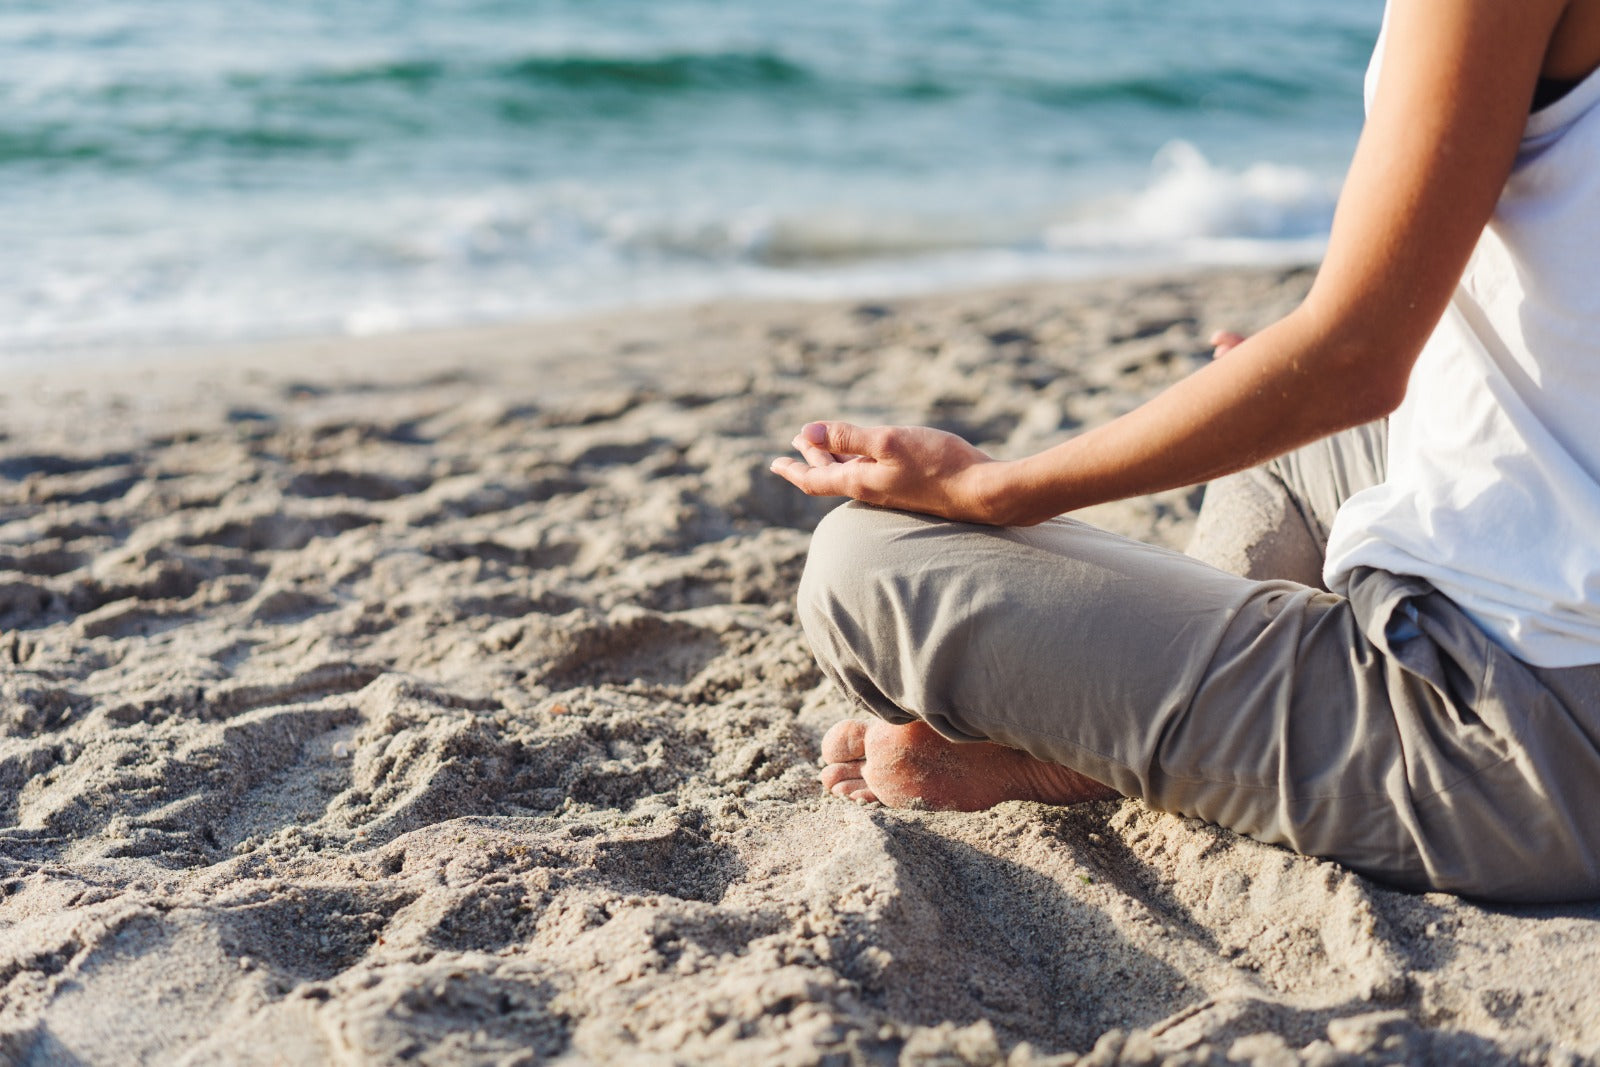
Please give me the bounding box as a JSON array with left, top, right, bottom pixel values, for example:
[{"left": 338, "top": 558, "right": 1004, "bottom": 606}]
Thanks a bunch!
[
  {"left": 801, "top": 422, "right": 827, "bottom": 445},
  {"left": 791, "top": 435, "right": 805, "bottom": 450}
]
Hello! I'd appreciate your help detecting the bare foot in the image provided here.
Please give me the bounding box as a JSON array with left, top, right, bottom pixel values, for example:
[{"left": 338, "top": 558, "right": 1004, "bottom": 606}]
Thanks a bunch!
[{"left": 818, "top": 719, "right": 1118, "bottom": 811}]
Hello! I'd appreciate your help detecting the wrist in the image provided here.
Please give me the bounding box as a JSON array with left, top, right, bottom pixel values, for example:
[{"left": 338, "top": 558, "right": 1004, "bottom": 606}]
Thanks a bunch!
[{"left": 968, "top": 458, "right": 1034, "bottom": 526}]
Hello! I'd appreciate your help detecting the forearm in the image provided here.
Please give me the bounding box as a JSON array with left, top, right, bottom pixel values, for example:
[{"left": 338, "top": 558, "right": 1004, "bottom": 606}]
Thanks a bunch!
[
  {"left": 982, "top": 306, "right": 1403, "bottom": 526},
  {"left": 776, "top": 0, "right": 1556, "bottom": 528},
  {"left": 975, "top": 0, "right": 1566, "bottom": 528}
]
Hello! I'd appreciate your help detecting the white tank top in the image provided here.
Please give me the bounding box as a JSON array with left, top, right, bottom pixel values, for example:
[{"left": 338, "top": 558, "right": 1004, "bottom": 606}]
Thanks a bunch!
[{"left": 1323, "top": 11, "right": 1600, "bottom": 667}]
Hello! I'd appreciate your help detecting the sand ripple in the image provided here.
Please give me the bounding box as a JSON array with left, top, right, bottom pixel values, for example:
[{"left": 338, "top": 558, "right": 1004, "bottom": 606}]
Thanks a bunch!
[{"left": 3, "top": 269, "right": 1597, "bottom": 1064}]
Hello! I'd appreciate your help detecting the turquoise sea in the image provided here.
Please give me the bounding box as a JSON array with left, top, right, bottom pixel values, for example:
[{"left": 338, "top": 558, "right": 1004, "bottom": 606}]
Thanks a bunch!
[{"left": 3, "top": 0, "right": 1383, "bottom": 357}]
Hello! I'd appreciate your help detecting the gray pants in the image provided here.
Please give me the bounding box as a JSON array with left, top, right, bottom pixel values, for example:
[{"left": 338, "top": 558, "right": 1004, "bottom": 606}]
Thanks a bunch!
[{"left": 798, "top": 424, "right": 1600, "bottom": 902}]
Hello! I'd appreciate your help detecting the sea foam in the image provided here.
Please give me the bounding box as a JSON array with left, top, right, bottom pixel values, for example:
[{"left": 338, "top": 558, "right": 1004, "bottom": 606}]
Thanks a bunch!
[{"left": 0, "top": 0, "right": 1377, "bottom": 359}]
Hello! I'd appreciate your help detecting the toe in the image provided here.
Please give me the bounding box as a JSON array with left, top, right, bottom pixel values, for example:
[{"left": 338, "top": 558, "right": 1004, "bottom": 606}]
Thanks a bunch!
[
  {"left": 838, "top": 781, "right": 879, "bottom": 804},
  {"left": 820, "top": 765, "right": 878, "bottom": 804},
  {"left": 820, "top": 719, "right": 869, "bottom": 765},
  {"left": 819, "top": 758, "right": 865, "bottom": 794}
]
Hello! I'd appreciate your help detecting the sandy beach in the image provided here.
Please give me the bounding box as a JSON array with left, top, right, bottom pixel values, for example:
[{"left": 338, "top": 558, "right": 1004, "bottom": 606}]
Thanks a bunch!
[{"left": 3, "top": 266, "right": 1598, "bottom": 1066}]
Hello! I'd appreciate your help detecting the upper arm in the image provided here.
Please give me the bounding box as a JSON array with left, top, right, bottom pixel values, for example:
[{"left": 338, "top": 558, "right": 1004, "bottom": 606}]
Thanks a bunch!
[{"left": 1301, "top": 0, "right": 1569, "bottom": 406}]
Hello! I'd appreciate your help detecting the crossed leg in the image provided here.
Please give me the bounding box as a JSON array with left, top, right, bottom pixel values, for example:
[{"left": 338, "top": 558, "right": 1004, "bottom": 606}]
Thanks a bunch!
[
  {"left": 805, "top": 424, "right": 1387, "bottom": 815},
  {"left": 794, "top": 426, "right": 1600, "bottom": 901}
]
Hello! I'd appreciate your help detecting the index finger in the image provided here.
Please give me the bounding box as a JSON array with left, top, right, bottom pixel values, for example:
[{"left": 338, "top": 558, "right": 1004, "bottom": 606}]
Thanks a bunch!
[
  {"left": 791, "top": 432, "right": 840, "bottom": 468},
  {"left": 803, "top": 421, "right": 883, "bottom": 459}
]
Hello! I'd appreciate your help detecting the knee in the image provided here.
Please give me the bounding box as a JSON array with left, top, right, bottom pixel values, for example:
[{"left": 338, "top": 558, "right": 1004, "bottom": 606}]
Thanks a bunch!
[
  {"left": 797, "top": 502, "right": 926, "bottom": 725},
  {"left": 797, "top": 501, "right": 937, "bottom": 654},
  {"left": 797, "top": 501, "right": 885, "bottom": 637}
]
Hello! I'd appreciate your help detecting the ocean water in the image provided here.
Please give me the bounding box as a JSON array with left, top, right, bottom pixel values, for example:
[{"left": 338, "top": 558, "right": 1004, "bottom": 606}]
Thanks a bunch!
[{"left": 3, "top": 0, "right": 1383, "bottom": 358}]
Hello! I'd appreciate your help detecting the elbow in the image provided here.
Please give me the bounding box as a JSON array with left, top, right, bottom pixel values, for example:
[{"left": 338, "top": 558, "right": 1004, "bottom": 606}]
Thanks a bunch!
[
  {"left": 1315, "top": 368, "right": 1406, "bottom": 434},
  {"left": 1299, "top": 319, "right": 1415, "bottom": 427},
  {"left": 1352, "top": 368, "right": 1409, "bottom": 423},
  {"left": 1290, "top": 301, "right": 1422, "bottom": 426}
]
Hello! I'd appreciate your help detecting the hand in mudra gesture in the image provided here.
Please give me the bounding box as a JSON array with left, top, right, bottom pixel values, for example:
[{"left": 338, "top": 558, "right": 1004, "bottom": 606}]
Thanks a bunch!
[{"left": 770, "top": 420, "right": 1008, "bottom": 525}]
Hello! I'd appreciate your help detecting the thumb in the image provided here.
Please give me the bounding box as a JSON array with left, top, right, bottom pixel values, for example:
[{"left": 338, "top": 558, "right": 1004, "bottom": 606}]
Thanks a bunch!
[{"left": 802, "top": 421, "right": 879, "bottom": 458}]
